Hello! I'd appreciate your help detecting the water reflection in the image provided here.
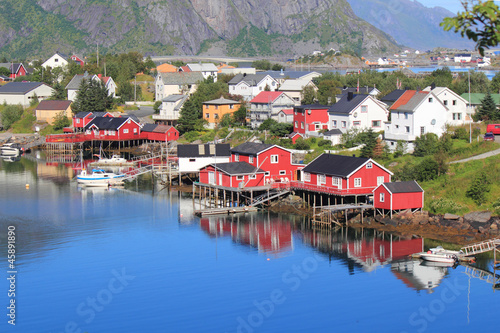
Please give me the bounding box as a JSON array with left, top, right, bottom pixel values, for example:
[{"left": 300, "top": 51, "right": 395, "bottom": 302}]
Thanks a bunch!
[{"left": 392, "top": 260, "right": 450, "bottom": 293}]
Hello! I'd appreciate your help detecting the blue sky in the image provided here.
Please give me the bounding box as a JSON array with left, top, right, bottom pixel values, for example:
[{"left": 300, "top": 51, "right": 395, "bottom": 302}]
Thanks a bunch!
[{"left": 417, "top": 0, "right": 500, "bottom": 13}]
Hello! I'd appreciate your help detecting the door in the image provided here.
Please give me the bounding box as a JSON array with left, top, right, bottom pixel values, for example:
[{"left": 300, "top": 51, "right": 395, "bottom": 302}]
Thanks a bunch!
[{"left": 208, "top": 172, "right": 215, "bottom": 185}]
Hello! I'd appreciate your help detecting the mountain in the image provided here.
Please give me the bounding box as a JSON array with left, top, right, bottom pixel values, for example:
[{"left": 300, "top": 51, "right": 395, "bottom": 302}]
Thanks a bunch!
[
  {"left": 346, "top": 0, "right": 475, "bottom": 50},
  {"left": 0, "top": 0, "right": 399, "bottom": 60}
]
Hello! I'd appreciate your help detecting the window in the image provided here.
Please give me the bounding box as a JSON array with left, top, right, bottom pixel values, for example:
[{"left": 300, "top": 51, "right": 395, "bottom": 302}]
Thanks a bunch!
[
  {"left": 109, "top": 130, "right": 115, "bottom": 135},
  {"left": 372, "top": 120, "right": 381, "bottom": 127},
  {"left": 443, "top": 100, "right": 448, "bottom": 106},
  {"left": 236, "top": 175, "right": 244, "bottom": 180},
  {"left": 76, "top": 119, "right": 80, "bottom": 124},
  {"left": 354, "top": 178, "right": 361, "bottom": 187},
  {"left": 249, "top": 156, "right": 254, "bottom": 164},
  {"left": 55, "top": 58, "right": 59, "bottom": 62},
  {"left": 230, "top": 104, "right": 234, "bottom": 109},
  {"left": 361, "top": 105, "right": 368, "bottom": 113},
  {"left": 234, "top": 153, "right": 239, "bottom": 162},
  {"left": 123, "top": 129, "right": 129, "bottom": 134},
  {"left": 366, "top": 162, "right": 373, "bottom": 169},
  {"left": 404, "top": 112, "right": 409, "bottom": 119},
  {"left": 377, "top": 176, "right": 384, "bottom": 185},
  {"left": 341, "top": 121, "right": 347, "bottom": 128},
  {"left": 315, "top": 123, "right": 321, "bottom": 131},
  {"left": 206, "top": 113, "right": 210, "bottom": 118},
  {"left": 214, "top": 113, "right": 219, "bottom": 119},
  {"left": 420, "top": 127, "right": 425, "bottom": 135},
  {"left": 133, "top": 128, "right": 137, "bottom": 133},
  {"left": 265, "top": 171, "right": 270, "bottom": 176},
  {"left": 215, "top": 105, "right": 218, "bottom": 110},
  {"left": 304, "top": 172, "right": 311, "bottom": 182},
  {"left": 279, "top": 170, "right": 286, "bottom": 175},
  {"left": 395, "top": 125, "right": 399, "bottom": 129},
  {"left": 301, "top": 122, "right": 304, "bottom": 129},
  {"left": 380, "top": 192, "right": 385, "bottom": 202},
  {"left": 332, "top": 177, "right": 341, "bottom": 187},
  {"left": 453, "top": 113, "right": 462, "bottom": 120},
  {"left": 428, "top": 97, "right": 433, "bottom": 103},
  {"left": 250, "top": 175, "right": 257, "bottom": 179},
  {"left": 271, "top": 155, "right": 279, "bottom": 163},
  {"left": 353, "top": 121, "right": 361, "bottom": 126},
  {"left": 295, "top": 121, "right": 298, "bottom": 128},
  {"left": 318, "top": 174, "right": 326, "bottom": 185},
  {"left": 189, "top": 158, "right": 196, "bottom": 162},
  {"left": 405, "top": 126, "right": 410, "bottom": 133},
  {"left": 332, "top": 120, "right": 337, "bottom": 128},
  {"left": 453, "top": 100, "right": 457, "bottom": 106}
]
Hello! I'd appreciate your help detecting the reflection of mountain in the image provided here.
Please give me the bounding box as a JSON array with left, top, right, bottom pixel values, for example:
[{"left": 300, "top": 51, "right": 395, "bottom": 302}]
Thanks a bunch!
[
  {"left": 391, "top": 260, "right": 449, "bottom": 292},
  {"left": 199, "top": 214, "right": 293, "bottom": 255},
  {"left": 300, "top": 228, "right": 423, "bottom": 273}
]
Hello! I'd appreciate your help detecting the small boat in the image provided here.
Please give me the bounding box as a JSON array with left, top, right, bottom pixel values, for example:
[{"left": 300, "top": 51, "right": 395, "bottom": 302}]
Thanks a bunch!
[
  {"left": 0, "top": 143, "right": 22, "bottom": 156},
  {"left": 77, "top": 169, "right": 125, "bottom": 187},
  {"left": 92, "top": 154, "right": 135, "bottom": 166},
  {"left": 420, "top": 246, "right": 460, "bottom": 264}
]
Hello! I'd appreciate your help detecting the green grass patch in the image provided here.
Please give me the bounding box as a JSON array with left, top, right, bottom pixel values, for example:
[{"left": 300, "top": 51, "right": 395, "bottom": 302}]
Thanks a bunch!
[{"left": 10, "top": 109, "right": 36, "bottom": 133}]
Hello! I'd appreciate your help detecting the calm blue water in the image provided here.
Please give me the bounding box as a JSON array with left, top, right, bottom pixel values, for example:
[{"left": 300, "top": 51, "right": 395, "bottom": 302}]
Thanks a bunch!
[{"left": 0, "top": 156, "right": 498, "bottom": 333}]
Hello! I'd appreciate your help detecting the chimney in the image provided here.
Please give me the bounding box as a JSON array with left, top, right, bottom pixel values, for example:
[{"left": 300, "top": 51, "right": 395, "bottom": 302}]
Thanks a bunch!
[
  {"left": 430, "top": 82, "right": 436, "bottom": 90},
  {"left": 347, "top": 91, "right": 354, "bottom": 101}
]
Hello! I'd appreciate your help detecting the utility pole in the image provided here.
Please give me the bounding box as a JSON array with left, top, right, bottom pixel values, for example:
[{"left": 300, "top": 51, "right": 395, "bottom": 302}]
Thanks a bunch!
[
  {"left": 97, "top": 42, "right": 99, "bottom": 68},
  {"left": 468, "top": 70, "right": 472, "bottom": 144},
  {"left": 134, "top": 75, "right": 137, "bottom": 104}
]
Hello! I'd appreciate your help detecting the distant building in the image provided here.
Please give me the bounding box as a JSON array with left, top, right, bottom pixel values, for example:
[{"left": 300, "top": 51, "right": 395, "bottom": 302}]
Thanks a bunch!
[
  {"left": 152, "top": 94, "right": 188, "bottom": 126},
  {"left": 293, "top": 104, "right": 330, "bottom": 135},
  {"left": 454, "top": 53, "right": 472, "bottom": 63},
  {"left": 66, "top": 72, "right": 116, "bottom": 101},
  {"left": 0, "top": 63, "right": 27, "bottom": 79},
  {"left": 177, "top": 144, "right": 231, "bottom": 174},
  {"left": 228, "top": 74, "right": 279, "bottom": 101},
  {"left": 248, "top": 91, "right": 296, "bottom": 129},
  {"left": 155, "top": 72, "right": 204, "bottom": 101},
  {"left": 185, "top": 63, "right": 218, "bottom": 82},
  {"left": 35, "top": 100, "right": 72, "bottom": 125},
  {"left": 278, "top": 79, "right": 317, "bottom": 104},
  {"left": 42, "top": 52, "right": 69, "bottom": 69},
  {"left": 0, "top": 82, "right": 54, "bottom": 106}
]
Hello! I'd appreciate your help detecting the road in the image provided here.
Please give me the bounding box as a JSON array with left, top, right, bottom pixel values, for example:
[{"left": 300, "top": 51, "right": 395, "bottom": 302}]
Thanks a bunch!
[{"left": 449, "top": 135, "right": 500, "bottom": 164}]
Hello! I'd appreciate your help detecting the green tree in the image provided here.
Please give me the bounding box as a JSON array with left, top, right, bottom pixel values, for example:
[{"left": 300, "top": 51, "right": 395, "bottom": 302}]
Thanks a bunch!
[
  {"left": 153, "top": 100, "right": 162, "bottom": 114},
  {"left": 466, "top": 172, "right": 491, "bottom": 205},
  {"left": 317, "top": 80, "right": 340, "bottom": 105},
  {"left": 360, "top": 128, "right": 378, "bottom": 158},
  {"left": 252, "top": 60, "right": 272, "bottom": 70},
  {"left": 270, "top": 123, "right": 293, "bottom": 137},
  {"left": 1, "top": 105, "right": 24, "bottom": 129},
  {"left": 441, "top": 1, "right": 500, "bottom": 55},
  {"left": 301, "top": 86, "right": 317, "bottom": 105},
  {"left": 413, "top": 133, "right": 439, "bottom": 157},
  {"left": 71, "top": 78, "right": 113, "bottom": 114},
  {"left": 0, "top": 67, "right": 10, "bottom": 76},
  {"left": 394, "top": 140, "right": 408, "bottom": 158},
  {"left": 490, "top": 71, "right": 500, "bottom": 94},
  {"left": 53, "top": 111, "right": 71, "bottom": 130},
  {"left": 475, "top": 90, "right": 499, "bottom": 121},
  {"left": 219, "top": 113, "right": 232, "bottom": 128},
  {"left": 414, "top": 157, "right": 440, "bottom": 182},
  {"left": 232, "top": 105, "right": 247, "bottom": 126},
  {"left": 49, "top": 82, "right": 67, "bottom": 100},
  {"left": 259, "top": 118, "right": 278, "bottom": 131},
  {"left": 117, "top": 80, "right": 135, "bottom": 102}
]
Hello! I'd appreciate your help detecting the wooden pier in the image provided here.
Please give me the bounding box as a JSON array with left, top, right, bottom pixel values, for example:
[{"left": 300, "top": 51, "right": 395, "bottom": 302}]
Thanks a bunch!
[
  {"left": 194, "top": 206, "right": 258, "bottom": 217},
  {"left": 312, "top": 203, "right": 374, "bottom": 228}
]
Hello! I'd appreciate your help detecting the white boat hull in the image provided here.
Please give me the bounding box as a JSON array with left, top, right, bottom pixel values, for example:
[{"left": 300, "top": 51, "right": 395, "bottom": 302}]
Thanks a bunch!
[
  {"left": 77, "top": 169, "right": 125, "bottom": 187},
  {"left": 420, "top": 253, "right": 457, "bottom": 264}
]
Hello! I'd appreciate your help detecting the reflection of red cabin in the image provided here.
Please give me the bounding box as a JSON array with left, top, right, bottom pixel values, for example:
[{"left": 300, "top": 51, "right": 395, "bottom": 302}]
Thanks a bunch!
[
  {"left": 293, "top": 104, "right": 329, "bottom": 134},
  {"left": 141, "top": 124, "right": 179, "bottom": 142},
  {"left": 373, "top": 181, "right": 424, "bottom": 213},
  {"left": 85, "top": 116, "right": 141, "bottom": 140},
  {"left": 199, "top": 162, "right": 266, "bottom": 188},
  {"left": 299, "top": 153, "right": 392, "bottom": 196},
  {"left": 231, "top": 142, "right": 302, "bottom": 182},
  {"left": 73, "top": 112, "right": 113, "bottom": 130}
]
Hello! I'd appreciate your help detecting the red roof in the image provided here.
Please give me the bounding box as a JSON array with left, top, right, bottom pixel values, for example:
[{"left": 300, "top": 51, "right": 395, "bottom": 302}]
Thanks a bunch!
[
  {"left": 390, "top": 90, "right": 416, "bottom": 110},
  {"left": 180, "top": 66, "right": 191, "bottom": 72},
  {"left": 250, "top": 91, "right": 283, "bottom": 104},
  {"left": 36, "top": 100, "right": 72, "bottom": 110},
  {"left": 152, "top": 125, "right": 176, "bottom": 133},
  {"left": 280, "top": 108, "right": 293, "bottom": 115}
]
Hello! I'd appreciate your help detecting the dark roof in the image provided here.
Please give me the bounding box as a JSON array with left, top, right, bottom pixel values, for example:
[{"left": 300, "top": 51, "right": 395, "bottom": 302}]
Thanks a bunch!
[
  {"left": 75, "top": 111, "right": 92, "bottom": 118},
  {"left": 383, "top": 181, "right": 423, "bottom": 193},
  {"left": 228, "top": 73, "right": 270, "bottom": 86},
  {"left": 177, "top": 144, "right": 230, "bottom": 158},
  {"left": 65, "top": 73, "right": 96, "bottom": 90},
  {"left": 85, "top": 116, "right": 132, "bottom": 130},
  {"left": 141, "top": 123, "right": 158, "bottom": 132},
  {"left": 294, "top": 104, "right": 330, "bottom": 111},
  {"left": 0, "top": 63, "right": 24, "bottom": 74},
  {"left": 231, "top": 142, "right": 274, "bottom": 155},
  {"left": 380, "top": 89, "right": 407, "bottom": 104},
  {"left": 93, "top": 112, "right": 111, "bottom": 117},
  {"left": 302, "top": 154, "right": 369, "bottom": 177},
  {"left": 328, "top": 94, "right": 368, "bottom": 115},
  {"left": 36, "top": 100, "right": 72, "bottom": 110},
  {"left": 0, "top": 82, "right": 44, "bottom": 94},
  {"left": 323, "top": 129, "right": 343, "bottom": 136},
  {"left": 210, "top": 161, "right": 265, "bottom": 175},
  {"left": 337, "top": 87, "right": 377, "bottom": 95}
]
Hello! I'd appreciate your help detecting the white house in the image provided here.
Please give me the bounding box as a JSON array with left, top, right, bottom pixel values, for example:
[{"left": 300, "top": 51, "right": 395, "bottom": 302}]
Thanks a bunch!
[
  {"left": 321, "top": 129, "right": 343, "bottom": 146},
  {"left": 384, "top": 90, "right": 448, "bottom": 151},
  {"left": 152, "top": 94, "right": 188, "bottom": 126},
  {"left": 328, "top": 92, "right": 389, "bottom": 133},
  {"left": 42, "top": 52, "right": 69, "bottom": 69},
  {"left": 277, "top": 109, "right": 294, "bottom": 124},
  {"left": 248, "top": 91, "right": 296, "bottom": 129},
  {"left": 278, "top": 79, "right": 317, "bottom": 104},
  {"left": 454, "top": 53, "right": 472, "bottom": 63},
  {"left": 177, "top": 143, "right": 231, "bottom": 173},
  {"left": 228, "top": 74, "right": 279, "bottom": 101},
  {"left": 155, "top": 72, "right": 204, "bottom": 101},
  {"left": 186, "top": 63, "right": 218, "bottom": 82},
  {"left": 422, "top": 86, "right": 470, "bottom": 125},
  {"left": 66, "top": 73, "right": 116, "bottom": 101},
  {"left": 101, "top": 75, "right": 117, "bottom": 99},
  {"left": 0, "top": 82, "right": 54, "bottom": 106}
]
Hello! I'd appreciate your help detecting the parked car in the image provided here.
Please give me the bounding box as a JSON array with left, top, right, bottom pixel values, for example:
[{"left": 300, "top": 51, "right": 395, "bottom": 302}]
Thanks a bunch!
[
  {"left": 484, "top": 132, "right": 495, "bottom": 141},
  {"left": 486, "top": 124, "right": 500, "bottom": 135}
]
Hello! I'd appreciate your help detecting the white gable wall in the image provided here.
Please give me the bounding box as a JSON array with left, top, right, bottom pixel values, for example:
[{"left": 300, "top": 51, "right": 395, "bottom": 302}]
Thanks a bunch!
[{"left": 329, "top": 97, "right": 388, "bottom": 133}]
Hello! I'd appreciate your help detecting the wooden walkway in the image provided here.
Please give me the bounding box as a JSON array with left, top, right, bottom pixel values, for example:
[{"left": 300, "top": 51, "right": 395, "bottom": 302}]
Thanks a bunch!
[
  {"left": 194, "top": 206, "right": 258, "bottom": 217},
  {"left": 460, "top": 238, "right": 500, "bottom": 256},
  {"left": 312, "top": 203, "right": 374, "bottom": 227}
]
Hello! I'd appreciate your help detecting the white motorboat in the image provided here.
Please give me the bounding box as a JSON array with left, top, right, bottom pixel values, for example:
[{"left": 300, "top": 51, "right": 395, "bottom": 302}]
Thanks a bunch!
[
  {"left": 0, "top": 143, "right": 22, "bottom": 156},
  {"left": 92, "top": 154, "right": 135, "bottom": 166},
  {"left": 420, "top": 246, "right": 460, "bottom": 264},
  {"left": 77, "top": 169, "right": 125, "bottom": 187}
]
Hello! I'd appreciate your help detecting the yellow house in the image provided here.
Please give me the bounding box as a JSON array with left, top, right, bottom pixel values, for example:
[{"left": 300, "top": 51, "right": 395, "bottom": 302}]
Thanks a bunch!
[
  {"left": 35, "top": 100, "right": 72, "bottom": 125},
  {"left": 203, "top": 96, "right": 241, "bottom": 129}
]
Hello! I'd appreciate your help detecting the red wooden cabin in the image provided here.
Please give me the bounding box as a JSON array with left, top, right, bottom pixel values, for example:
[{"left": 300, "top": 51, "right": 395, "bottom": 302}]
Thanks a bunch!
[
  {"left": 373, "top": 181, "right": 424, "bottom": 218},
  {"left": 231, "top": 142, "right": 303, "bottom": 182},
  {"left": 293, "top": 104, "right": 330, "bottom": 135},
  {"left": 85, "top": 116, "right": 141, "bottom": 141},
  {"left": 141, "top": 124, "right": 179, "bottom": 142},
  {"left": 199, "top": 162, "right": 266, "bottom": 188},
  {"left": 296, "top": 153, "right": 392, "bottom": 196},
  {"left": 73, "top": 112, "right": 113, "bottom": 131}
]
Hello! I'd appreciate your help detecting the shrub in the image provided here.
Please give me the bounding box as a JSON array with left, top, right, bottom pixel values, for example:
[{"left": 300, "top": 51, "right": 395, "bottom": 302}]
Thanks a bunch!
[
  {"left": 452, "top": 127, "right": 468, "bottom": 141},
  {"left": 428, "top": 198, "right": 465, "bottom": 214},
  {"left": 295, "top": 139, "right": 310, "bottom": 150},
  {"left": 53, "top": 111, "right": 71, "bottom": 130},
  {"left": 183, "top": 131, "right": 201, "bottom": 142},
  {"left": 413, "top": 133, "right": 439, "bottom": 157},
  {"left": 493, "top": 197, "right": 500, "bottom": 215},
  {"left": 317, "top": 139, "right": 331, "bottom": 147},
  {"left": 1, "top": 105, "right": 24, "bottom": 129},
  {"left": 466, "top": 172, "right": 491, "bottom": 205}
]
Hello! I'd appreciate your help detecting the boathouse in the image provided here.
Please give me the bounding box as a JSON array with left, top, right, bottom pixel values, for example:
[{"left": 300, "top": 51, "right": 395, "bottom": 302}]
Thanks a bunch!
[
  {"left": 199, "top": 161, "right": 266, "bottom": 188},
  {"left": 141, "top": 124, "right": 179, "bottom": 142},
  {"left": 84, "top": 116, "right": 141, "bottom": 140},
  {"left": 297, "top": 153, "right": 392, "bottom": 199},
  {"left": 230, "top": 142, "right": 302, "bottom": 182},
  {"left": 177, "top": 143, "right": 231, "bottom": 174},
  {"left": 373, "top": 181, "right": 424, "bottom": 218},
  {"left": 73, "top": 112, "right": 113, "bottom": 131}
]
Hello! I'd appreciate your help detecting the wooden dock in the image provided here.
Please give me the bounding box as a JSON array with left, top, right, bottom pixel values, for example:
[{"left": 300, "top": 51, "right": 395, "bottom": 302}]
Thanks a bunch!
[
  {"left": 194, "top": 206, "right": 258, "bottom": 217},
  {"left": 312, "top": 203, "right": 374, "bottom": 227}
]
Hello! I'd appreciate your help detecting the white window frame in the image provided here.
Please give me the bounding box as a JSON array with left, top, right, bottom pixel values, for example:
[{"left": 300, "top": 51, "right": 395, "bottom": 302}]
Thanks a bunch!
[
  {"left": 249, "top": 174, "right": 257, "bottom": 180},
  {"left": 380, "top": 192, "right": 385, "bottom": 202},
  {"left": 249, "top": 156, "right": 254, "bottom": 164},
  {"left": 377, "top": 176, "right": 384, "bottom": 185},
  {"left": 279, "top": 170, "right": 286, "bottom": 175},
  {"left": 270, "top": 155, "right": 279, "bottom": 164},
  {"left": 317, "top": 174, "right": 326, "bottom": 185},
  {"left": 304, "top": 172, "right": 311, "bottom": 182},
  {"left": 236, "top": 175, "right": 244, "bottom": 181},
  {"left": 234, "top": 153, "right": 239, "bottom": 162},
  {"left": 354, "top": 178, "right": 361, "bottom": 187},
  {"left": 123, "top": 129, "right": 129, "bottom": 134},
  {"left": 366, "top": 162, "right": 373, "bottom": 169}
]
